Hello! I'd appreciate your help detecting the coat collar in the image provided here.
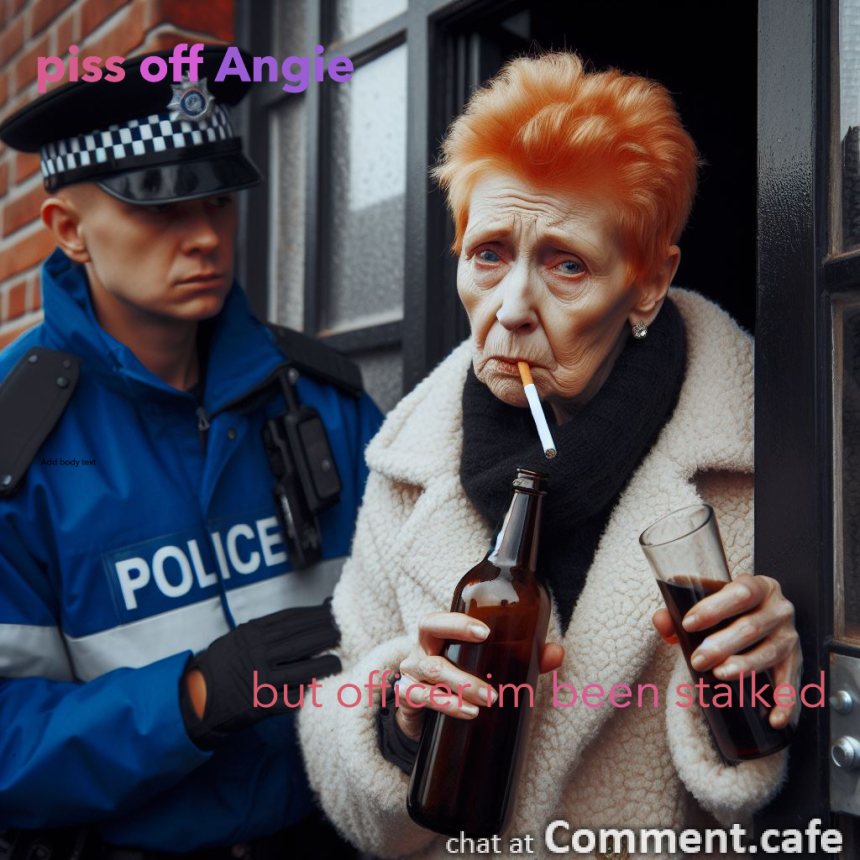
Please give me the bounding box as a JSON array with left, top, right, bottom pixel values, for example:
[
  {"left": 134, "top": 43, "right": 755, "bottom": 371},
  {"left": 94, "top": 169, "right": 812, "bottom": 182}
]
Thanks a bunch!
[
  {"left": 366, "top": 288, "right": 754, "bottom": 822},
  {"left": 41, "top": 247, "right": 287, "bottom": 412}
]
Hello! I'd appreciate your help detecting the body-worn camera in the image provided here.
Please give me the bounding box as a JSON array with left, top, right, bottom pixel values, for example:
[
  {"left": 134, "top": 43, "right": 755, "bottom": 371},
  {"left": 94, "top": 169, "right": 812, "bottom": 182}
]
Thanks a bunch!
[{"left": 262, "top": 369, "right": 342, "bottom": 570}]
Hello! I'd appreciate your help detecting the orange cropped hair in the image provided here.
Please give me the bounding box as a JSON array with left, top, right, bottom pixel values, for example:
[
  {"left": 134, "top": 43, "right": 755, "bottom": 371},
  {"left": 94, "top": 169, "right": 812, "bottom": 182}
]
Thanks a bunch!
[{"left": 433, "top": 52, "right": 702, "bottom": 286}]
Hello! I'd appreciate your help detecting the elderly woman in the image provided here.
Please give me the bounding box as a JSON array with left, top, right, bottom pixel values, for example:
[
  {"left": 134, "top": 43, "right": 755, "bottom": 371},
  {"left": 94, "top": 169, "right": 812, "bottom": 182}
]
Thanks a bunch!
[{"left": 298, "top": 52, "right": 801, "bottom": 858}]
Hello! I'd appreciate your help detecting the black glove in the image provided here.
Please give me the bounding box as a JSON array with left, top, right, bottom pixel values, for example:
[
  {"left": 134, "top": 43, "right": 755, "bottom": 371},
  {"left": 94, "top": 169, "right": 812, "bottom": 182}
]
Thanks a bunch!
[{"left": 180, "top": 601, "right": 342, "bottom": 749}]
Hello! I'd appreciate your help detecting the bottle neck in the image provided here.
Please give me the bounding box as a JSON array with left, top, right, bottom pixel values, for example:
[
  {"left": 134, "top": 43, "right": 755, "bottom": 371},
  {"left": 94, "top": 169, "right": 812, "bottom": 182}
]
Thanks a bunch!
[{"left": 487, "top": 488, "right": 543, "bottom": 569}]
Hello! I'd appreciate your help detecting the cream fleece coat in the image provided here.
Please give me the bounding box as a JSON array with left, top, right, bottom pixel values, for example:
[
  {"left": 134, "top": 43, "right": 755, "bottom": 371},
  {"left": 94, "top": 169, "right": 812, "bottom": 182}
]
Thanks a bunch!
[{"left": 298, "top": 289, "right": 789, "bottom": 860}]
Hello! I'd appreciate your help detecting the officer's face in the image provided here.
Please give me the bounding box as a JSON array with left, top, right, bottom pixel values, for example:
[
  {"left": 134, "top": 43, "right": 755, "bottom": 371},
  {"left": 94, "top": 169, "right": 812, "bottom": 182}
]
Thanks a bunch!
[{"left": 73, "top": 186, "right": 238, "bottom": 322}]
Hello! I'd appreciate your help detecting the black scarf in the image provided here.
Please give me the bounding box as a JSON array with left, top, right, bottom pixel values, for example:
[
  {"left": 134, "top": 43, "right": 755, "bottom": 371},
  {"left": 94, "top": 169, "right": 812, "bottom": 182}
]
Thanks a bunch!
[{"left": 460, "top": 298, "right": 688, "bottom": 633}]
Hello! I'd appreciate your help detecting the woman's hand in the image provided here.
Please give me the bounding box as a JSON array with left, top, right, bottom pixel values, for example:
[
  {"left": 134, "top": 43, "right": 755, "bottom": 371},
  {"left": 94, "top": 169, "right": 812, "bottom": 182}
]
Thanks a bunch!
[
  {"left": 652, "top": 573, "right": 802, "bottom": 729},
  {"left": 395, "top": 611, "right": 565, "bottom": 741}
]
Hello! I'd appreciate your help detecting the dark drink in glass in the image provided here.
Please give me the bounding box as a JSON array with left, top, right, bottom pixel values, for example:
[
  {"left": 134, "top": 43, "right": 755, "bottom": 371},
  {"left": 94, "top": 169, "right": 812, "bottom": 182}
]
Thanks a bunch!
[
  {"left": 407, "top": 468, "right": 550, "bottom": 837},
  {"left": 640, "top": 505, "right": 793, "bottom": 764},
  {"left": 656, "top": 576, "right": 792, "bottom": 762}
]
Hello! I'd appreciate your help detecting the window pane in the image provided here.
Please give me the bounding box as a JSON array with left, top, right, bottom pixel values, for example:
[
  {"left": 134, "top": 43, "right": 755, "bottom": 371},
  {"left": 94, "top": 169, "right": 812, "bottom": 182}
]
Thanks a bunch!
[
  {"left": 354, "top": 347, "right": 403, "bottom": 414},
  {"left": 322, "top": 45, "right": 407, "bottom": 333},
  {"left": 275, "top": 0, "right": 307, "bottom": 56},
  {"left": 329, "top": 0, "right": 407, "bottom": 43},
  {"left": 270, "top": 97, "right": 306, "bottom": 331},
  {"left": 835, "top": 297, "right": 860, "bottom": 642},
  {"left": 269, "top": 0, "right": 308, "bottom": 328}
]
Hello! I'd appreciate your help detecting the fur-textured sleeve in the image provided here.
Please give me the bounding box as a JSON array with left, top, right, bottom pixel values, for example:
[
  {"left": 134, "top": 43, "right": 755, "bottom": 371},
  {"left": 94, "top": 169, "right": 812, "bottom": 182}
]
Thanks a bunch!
[
  {"left": 664, "top": 654, "right": 788, "bottom": 827},
  {"left": 665, "top": 470, "right": 789, "bottom": 824},
  {"left": 297, "top": 470, "right": 438, "bottom": 858}
]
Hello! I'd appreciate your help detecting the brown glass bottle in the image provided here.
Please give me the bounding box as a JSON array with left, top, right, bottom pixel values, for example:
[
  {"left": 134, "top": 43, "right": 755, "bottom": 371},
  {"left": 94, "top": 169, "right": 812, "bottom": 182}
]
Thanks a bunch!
[{"left": 407, "top": 468, "right": 550, "bottom": 838}]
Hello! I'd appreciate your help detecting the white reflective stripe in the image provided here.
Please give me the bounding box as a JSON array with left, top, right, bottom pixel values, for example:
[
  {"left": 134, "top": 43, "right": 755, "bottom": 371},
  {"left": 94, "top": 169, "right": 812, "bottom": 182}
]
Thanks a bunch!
[
  {"left": 61, "top": 557, "right": 347, "bottom": 681},
  {"left": 0, "top": 623, "right": 74, "bottom": 680},
  {"left": 64, "top": 596, "right": 230, "bottom": 681},
  {"left": 226, "top": 557, "right": 347, "bottom": 623}
]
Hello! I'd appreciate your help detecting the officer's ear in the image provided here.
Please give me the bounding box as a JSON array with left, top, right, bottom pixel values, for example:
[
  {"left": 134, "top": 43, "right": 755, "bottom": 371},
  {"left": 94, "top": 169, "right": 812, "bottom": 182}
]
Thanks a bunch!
[{"left": 41, "top": 190, "right": 90, "bottom": 264}]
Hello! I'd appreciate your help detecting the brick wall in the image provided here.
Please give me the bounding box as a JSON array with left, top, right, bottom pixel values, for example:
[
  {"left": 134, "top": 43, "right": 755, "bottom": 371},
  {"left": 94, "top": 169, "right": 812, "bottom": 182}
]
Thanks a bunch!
[{"left": 0, "top": 0, "right": 236, "bottom": 350}]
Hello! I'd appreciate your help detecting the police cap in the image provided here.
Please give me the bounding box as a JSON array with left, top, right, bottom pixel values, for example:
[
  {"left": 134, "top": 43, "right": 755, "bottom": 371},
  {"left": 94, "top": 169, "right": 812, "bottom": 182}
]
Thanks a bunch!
[{"left": 0, "top": 45, "right": 262, "bottom": 205}]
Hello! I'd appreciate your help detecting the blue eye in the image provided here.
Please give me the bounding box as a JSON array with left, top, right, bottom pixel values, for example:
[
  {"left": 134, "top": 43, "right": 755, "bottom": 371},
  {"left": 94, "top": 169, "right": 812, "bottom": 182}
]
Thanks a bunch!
[
  {"left": 557, "top": 259, "right": 584, "bottom": 275},
  {"left": 477, "top": 249, "right": 501, "bottom": 263}
]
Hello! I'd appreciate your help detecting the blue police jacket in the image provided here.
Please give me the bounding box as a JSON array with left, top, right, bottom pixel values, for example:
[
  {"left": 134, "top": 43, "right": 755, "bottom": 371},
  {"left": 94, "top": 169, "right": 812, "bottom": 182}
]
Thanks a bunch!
[{"left": 0, "top": 249, "right": 384, "bottom": 849}]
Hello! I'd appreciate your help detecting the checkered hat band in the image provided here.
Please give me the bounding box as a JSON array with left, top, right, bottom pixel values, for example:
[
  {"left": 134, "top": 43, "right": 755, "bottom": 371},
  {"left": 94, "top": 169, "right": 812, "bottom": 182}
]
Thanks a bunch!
[{"left": 40, "top": 104, "right": 234, "bottom": 179}]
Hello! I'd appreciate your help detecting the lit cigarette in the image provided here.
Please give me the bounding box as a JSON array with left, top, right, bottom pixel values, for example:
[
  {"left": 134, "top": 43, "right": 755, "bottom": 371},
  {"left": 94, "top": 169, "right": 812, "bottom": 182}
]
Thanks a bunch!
[{"left": 517, "top": 362, "right": 557, "bottom": 459}]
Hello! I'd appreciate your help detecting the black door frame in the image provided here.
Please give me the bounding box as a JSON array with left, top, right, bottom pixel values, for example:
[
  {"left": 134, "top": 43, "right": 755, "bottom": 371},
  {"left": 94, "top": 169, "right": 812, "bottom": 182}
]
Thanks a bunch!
[
  {"left": 402, "top": 0, "right": 525, "bottom": 391},
  {"left": 756, "top": 0, "right": 833, "bottom": 846}
]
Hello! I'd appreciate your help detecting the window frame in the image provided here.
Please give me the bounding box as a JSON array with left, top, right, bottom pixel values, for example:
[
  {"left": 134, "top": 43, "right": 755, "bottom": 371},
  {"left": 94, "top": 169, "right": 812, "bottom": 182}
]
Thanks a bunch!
[{"left": 239, "top": 0, "right": 524, "bottom": 393}]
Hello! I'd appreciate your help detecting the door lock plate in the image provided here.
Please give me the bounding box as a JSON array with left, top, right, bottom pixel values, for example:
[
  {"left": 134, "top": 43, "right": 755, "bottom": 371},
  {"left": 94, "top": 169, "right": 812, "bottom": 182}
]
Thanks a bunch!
[{"left": 830, "top": 653, "right": 860, "bottom": 813}]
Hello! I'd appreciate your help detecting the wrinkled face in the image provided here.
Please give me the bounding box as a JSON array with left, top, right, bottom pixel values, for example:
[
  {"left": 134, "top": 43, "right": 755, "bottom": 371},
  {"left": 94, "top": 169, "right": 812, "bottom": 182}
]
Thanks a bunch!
[
  {"left": 77, "top": 187, "right": 237, "bottom": 321},
  {"left": 458, "top": 172, "right": 647, "bottom": 414}
]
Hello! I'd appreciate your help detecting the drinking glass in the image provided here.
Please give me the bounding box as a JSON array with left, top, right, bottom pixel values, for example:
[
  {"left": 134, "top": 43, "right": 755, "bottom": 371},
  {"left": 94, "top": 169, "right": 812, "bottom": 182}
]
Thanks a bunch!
[{"left": 640, "top": 504, "right": 792, "bottom": 762}]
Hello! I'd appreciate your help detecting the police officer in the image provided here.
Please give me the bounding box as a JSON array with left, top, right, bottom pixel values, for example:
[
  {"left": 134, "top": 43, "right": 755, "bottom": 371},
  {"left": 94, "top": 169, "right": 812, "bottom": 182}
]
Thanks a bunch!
[{"left": 0, "top": 47, "right": 383, "bottom": 856}]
